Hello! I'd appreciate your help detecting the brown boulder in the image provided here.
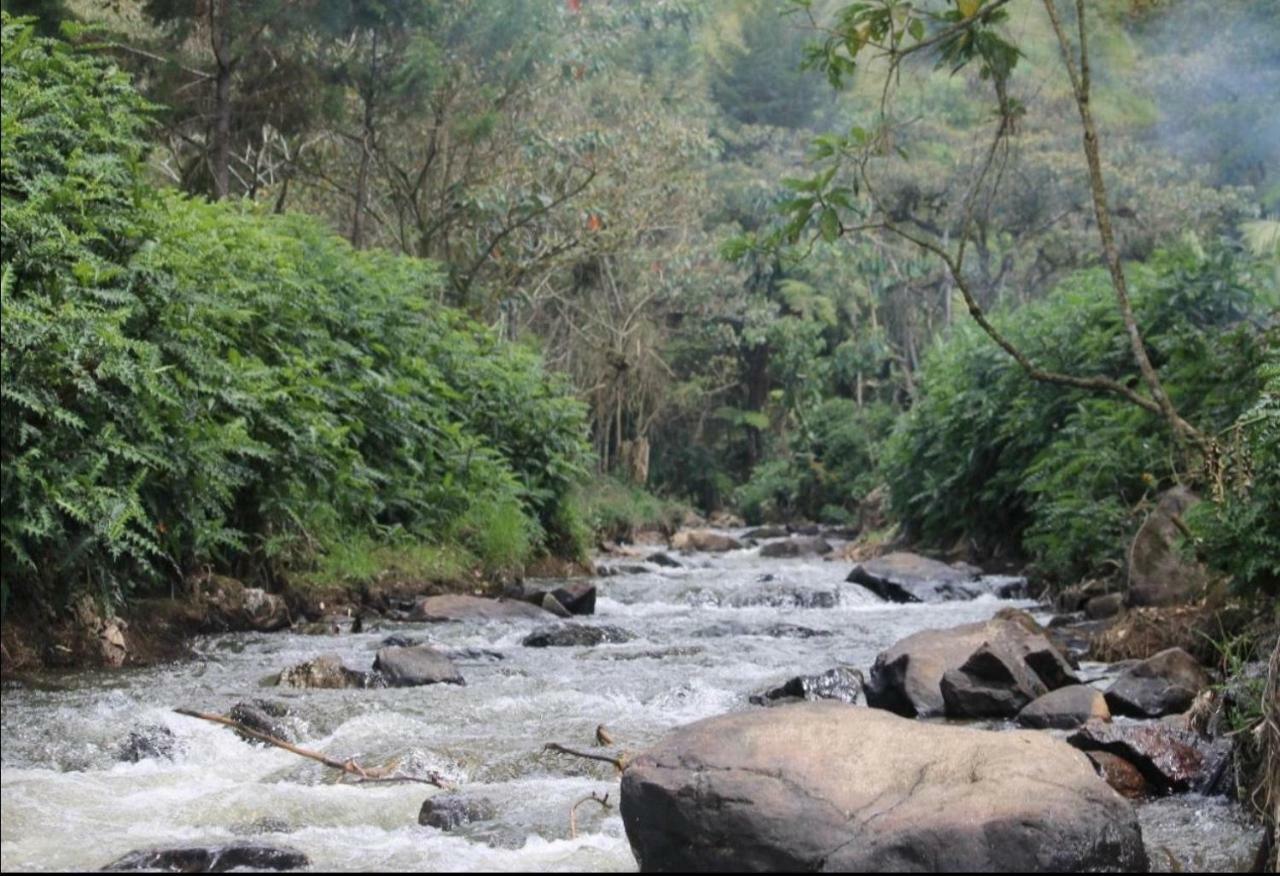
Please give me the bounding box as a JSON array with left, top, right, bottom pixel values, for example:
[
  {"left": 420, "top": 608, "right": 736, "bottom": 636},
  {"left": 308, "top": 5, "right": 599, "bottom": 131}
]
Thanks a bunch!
[
  {"left": 1086, "top": 751, "right": 1149, "bottom": 799},
  {"left": 409, "top": 594, "right": 551, "bottom": 623},
  {"left": 671, "top": 529, "right": 743, "bottom": 553},
  {"left": 620, "top": 703, "right": 1147, "bottom": 872},
  {"left": 1017, "top": 684, "right": 1111, "bottom": 729}
]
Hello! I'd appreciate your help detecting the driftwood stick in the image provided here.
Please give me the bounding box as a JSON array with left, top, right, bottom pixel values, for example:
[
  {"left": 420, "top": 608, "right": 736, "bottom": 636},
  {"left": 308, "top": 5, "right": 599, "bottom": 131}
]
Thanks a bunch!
[
  {"left": 544, "top": 742, "right": 627, "bottom": 773},
  {"left": 174, "top": 708, "right": 453, "bottom": 789},
  {"left": 569, "top": 791, "right": 612, "bottom": 839}
]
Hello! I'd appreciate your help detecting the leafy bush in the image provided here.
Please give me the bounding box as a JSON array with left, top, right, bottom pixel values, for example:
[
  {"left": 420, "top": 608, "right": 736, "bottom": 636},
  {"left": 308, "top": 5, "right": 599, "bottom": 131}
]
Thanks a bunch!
[
  {"left": 0, "top": 16, "right": 589, "bottom": 611},
  {"left": 884, "top": 244, "right": 1273, "bottom": 584}
]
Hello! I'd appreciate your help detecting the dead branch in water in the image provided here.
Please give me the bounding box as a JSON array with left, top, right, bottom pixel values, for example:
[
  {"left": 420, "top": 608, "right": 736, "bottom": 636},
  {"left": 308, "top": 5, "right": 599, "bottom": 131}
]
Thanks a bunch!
[
  {"left": 543, "top": 742, "right": 627, "bottom": 773},
  {"left": 174, "top": 708, "right": 453, "bottom": 789},
  {"left": 569, "top": 791, "right": 612, "bottom": 839}
]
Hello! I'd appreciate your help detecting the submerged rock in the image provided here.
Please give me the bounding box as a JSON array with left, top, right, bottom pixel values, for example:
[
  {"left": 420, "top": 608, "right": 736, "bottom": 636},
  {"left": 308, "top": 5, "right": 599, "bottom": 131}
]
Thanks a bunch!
[
  {"left": 522, "top": 623, "right": 637, "bottom": 648},
  {"left": 276, "top": 655, "right": 373, "bottom": 689},
  {"left": 373, "top": 645, "right": 464, "bottom": 687},
  {"left": 743, "top": 526, "right": 789, "bottom": 540},
  {"left": 866, "top": 609, "right": 1077, "bottom": 718},
  {"left": 846, "top": 552, "right": 1026, "bottom": 603},
  {"left": 1016, "top": 684, "right": 1111, "bottom": 730},
  {"left": 620, "top": 702, "right": 1147, "bottom": 872},
  {"left": 102, "top": 844, "right": 309, "bottom": 872},
  {"left": 1104, "top": 647, "right": 1211, "bottom": 718},
  {"left": 117, "top": 725, "right": 179, "bottom": 763},
  {"left": 646, "top": 552, "right": 682, "bottom": 568},
  {"left": 758, "top": 536, "right": 832, "bottom": 558},
  {"left": 749, "top": 667, "right": 864, "bottom": 706},
  {"left": 229, "top": 700, "right": 294, "bottom": 743},
  {"left": 409, "top": 594, "right": 550, "bottom": 623},
  {"left": 1067, "top": 718, "right": 1232, "bottom": 795},
  {"left": 417, "top": 794, "right": 497, "bottom": 831}
]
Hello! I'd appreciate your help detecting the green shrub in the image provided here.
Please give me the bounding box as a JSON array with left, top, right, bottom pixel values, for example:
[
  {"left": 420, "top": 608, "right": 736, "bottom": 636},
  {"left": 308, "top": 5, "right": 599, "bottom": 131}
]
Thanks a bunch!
[
  {"left": 573, "top": 476, "right": 688, "bottom": 542},
  {"left": 884, "top": 244, "right": 1273, "bottom": 584},
  {"left": 0, "top": 16, "right": 589, "bottom": 612}
]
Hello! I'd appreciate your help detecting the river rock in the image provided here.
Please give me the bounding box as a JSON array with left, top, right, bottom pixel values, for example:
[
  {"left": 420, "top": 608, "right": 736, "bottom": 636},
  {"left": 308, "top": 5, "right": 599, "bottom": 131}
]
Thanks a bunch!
[
  {"left": 409, "top": 594, "right": 550, "bottom": 623},
  {"left": 620, "top": 703, "right": 1147, "bottom": 872},
  {"left": 276, "top": 655, "right": 372, "bottom": 689},
  {"left": 940, "top": 643, "right": 1052, "bottom": 718},
  {"left": 1067, "top": 718, "right": 1232, "bottom": 794},
  {"left": 1104, "top": 647, "right": 1211, "bottom": 718},
  {"left": 102, "top": 844, "right": 309, "bottom": 872},
  {"left": 721, "top": 588, "right": 840, "bottom": 609},
  {"left": 744, "top": 526, "right": 789, "bottom": 540},
  {"left": 749, "top": 667, "right": 864, "bottom": 706},
  {"left": 1127, "top": 486, "right": 1210, "bottom": 606},
  {"left": 1016, "top": 685, "right": 1111, "bottom": 729},
  {"left": 1085, "top": 593, "right": 1125, "bottom": 620},
  {"left": 200, "top": 576, "right": 292, "bottom": 633},
  {"left": 646, "top": 552, "right": 682, "bottom": 568},
  {"left": 373, "top": 645, "right": 464, "bottom": 687},
  {"left": 1086, "top": 751, "right": 1149, "bottom": 799},
  {"left": 598, "top": 563, "right": 651, "bottom": 577},
  {"left": 229, "top": 700, "right": 294, "bottom": 743},
  {"left": 758, "top": 536, "right": 833, "bottom": 558},
  {"left": 846, "top": 552, "right": 1026, "bottom": 602},
  {"left": 418, "top": 794, "right": 497, "bottom": 830},
  {"left": 117, "top": 725, "right": 179, "bottom": 762},
  {"left": 522, "top": 623, "right": 636, "bottom": 647},
  {"left": 671, "top": 529, "right": 742, "bottom": 553},
  {"left": 541, "top": 593, "right": 572, "bottom": 617},
  {"left": 692, "top": 622, "right": 830, "bottom": 639},
  {"left": 522, "top": 582, "right": 596, "bottom": 616},
  {"left": 866, "top": 609, "right": 1077, "bottom": 718}
]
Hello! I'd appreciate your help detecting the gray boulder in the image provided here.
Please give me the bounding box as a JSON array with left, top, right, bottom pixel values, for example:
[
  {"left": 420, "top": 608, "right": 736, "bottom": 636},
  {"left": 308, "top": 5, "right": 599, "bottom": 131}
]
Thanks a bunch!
[
  {"left": 229, "top": 700, "right": 294, "bottom": 743},
  {"left": 866, "top": 609, "right": 1077, "bottom": 718},
  {"left": 1017, "top": 685, "right": 1111, "bottom": 730},
  {"left": 520, "top": 582, "right": 597, "bottom": 616},
  {"left": 418, "top": 794, "right": 497, "bottom": 830},
  {"left": 522, "top": 623, "right": 636, "bottom": 648},
  {"left": 276, "top": 655, "right": 372, "bottom": 689},
  {"left": 1104, "top": 647, "right": 1211, "bottom": 718},
  {"left": 117, "top": 725, "right": 179, "bottom": 762},
  {"left": 410, "top": 594, "right": 551, "bottom": 623},
  {"left": 1127, "top": 487, "right": 1210, "bottom": 606},
  {"left": 102, "top": 844, "right": 308, "bottom": 872},
  {"left": 620, "top": 703, "right": 1147, "bottom": 872},
  {"left": 373, "top": 645, "right": 464, "bottom": 687}
]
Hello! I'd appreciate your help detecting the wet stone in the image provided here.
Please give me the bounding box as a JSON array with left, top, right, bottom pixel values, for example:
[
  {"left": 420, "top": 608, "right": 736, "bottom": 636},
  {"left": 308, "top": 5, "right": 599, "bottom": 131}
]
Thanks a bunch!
[
  {"left": 117, "top": 724, "right": 179, "bottom": 763},
  {"left": 229, "top": 699, "right": 294, "bottom": 744},
  {"left": 102, "top": 844, "right": 309, "bottom": 872},
  {"left": 522, "top": 623, "right": 637, "bottom": 648},
  {"left": 418, "top": 794, "right": 497, "bottom": 831},
  {"left": 750, "top": 667, "right": 865, "bottom": 706}
]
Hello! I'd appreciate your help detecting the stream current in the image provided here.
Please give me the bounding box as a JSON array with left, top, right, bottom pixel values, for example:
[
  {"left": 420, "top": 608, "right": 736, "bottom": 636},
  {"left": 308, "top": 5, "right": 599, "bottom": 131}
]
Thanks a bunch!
[{"left": 0, "top": 537, "right": 1262, "bottom": 871}]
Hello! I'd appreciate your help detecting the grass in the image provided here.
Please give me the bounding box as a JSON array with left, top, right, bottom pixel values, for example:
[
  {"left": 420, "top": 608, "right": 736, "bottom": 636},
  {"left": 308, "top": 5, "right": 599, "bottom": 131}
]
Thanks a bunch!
[
  {"left": 572, "top": 477, "right": 691, "bottom": 543},
  {"left": 292, "top": 538, "right": 477, "bottom": 593}
]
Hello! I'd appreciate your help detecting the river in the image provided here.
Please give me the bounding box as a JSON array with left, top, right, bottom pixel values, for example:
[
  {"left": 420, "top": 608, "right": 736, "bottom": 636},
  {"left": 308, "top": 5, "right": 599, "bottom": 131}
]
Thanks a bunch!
[{"left": 0, "top": 536, "right": 1262, "bottom": 871}]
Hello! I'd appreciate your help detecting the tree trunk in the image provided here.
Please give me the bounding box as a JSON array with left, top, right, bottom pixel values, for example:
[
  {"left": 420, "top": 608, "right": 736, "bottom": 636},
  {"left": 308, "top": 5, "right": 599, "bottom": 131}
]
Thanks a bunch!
[
  {"left": 351, "top": 31, "right": 378, "bottom": 248},
  {"left": 210, "top": 5, "right": 232, "bottom": 201}
]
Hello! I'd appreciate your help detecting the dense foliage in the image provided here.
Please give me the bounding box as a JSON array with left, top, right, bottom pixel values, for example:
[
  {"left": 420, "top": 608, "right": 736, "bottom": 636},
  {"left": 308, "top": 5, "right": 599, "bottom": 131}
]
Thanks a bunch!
[
  {"left": 0, "top": 16, "right": 588, "bottom": 611},
  {"left": 883, "top": 245, "right": 1274, "bottom": 584}
]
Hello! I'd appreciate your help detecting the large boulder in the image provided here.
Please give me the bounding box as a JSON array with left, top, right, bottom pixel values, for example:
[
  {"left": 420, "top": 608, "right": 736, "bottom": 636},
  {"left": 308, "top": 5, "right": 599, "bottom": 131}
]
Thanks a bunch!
[
  {"left": 671, "top": 529, "right": 743, "bottom": 553},
  {"left": 1067, "top": 718, "right": 1232, "bottom": 795},
  {"left": 1016, "top": 685, "right": 1111, "bottom": 730},
  {"left": 418, "top": 794, "right": 497, "bottom": 830},
  {"left": 1126, "top": 487, "right": 1210, "bottom": 606},
  {"left": 758, "top": 537, "right": 833, "bottom": 558},
  {"left": 519, "top": 582, "right": 597, "bottom": 616},
  {"left": 373, "top": 645, "right": 464, "bottom": 687},
  {"left": 749, "top": 667, "right": 864, "bottom": 707},
  {"left": 1104, "top": 647, "right": 1211, "bottom": 718},
  {"left": 847, "top": 552, "right": 1026, "bottom": 603},
  {"left": 409, "top": 594, "right": 550, "bottom": 623},
  {"left": 620, "top": 703, "right": 1147, "bottom": 872},
  {"left": 522, "top": 623, "right": 636, "bottom": 647},
  {"left": 199, "top": 576, "right": 291, "bottom": 632},
  {"left": 102, "top": 844, "right": 309, "bottom": 872},
  {"left": 866, "top": 609, "right": 1077, "bottom": 718}
]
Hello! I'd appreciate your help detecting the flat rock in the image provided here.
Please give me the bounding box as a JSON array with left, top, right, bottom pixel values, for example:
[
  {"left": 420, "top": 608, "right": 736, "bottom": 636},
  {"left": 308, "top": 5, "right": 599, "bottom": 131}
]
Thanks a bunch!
[
  {"left": 866, "top": 609, "right": 1077, "bottom": 718},
  {"left": 847, "top": 552, "right": 1026, "bottom": 602},
  {"left": 1105, "top": 647, "right": 1211, "bottom": 718},
  {"left": 1067, "top": 718, "right": 1232, "bottom": 794},
  {"left": 671, "top": 529, "right": 743, "bottom": 553},
  {"left": 373, "top": 645, "right": 464, "bottom": 687},
  {"left": 1017, "top": 685, "right": 1111, "bottom": 730},
  {"left": 620, "top": 703, "right": 1146, "bottom": 872},
  {"left": 418, "top": 794, "right": 497, "bottom": 830},
  {"left": 522, "top": 623, "right": 636, "bottom": 647},
  {"left": 409, "top": 594, "right": 550, "bottom": 623},
  {"left": 758, "top": 536, "right": 833, "bottom": 558},
  {"left": 102, "top": 844, "right": 309, "bottom": 872},
  {"left": 749, "top": 667, "right": 864, "bottom": 706}
]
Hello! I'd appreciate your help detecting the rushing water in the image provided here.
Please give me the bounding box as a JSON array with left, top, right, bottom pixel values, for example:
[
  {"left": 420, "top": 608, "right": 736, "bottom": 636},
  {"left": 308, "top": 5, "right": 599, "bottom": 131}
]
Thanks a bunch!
[{"left": 0, "top": 537, "right": 1262, "bottom": 871}]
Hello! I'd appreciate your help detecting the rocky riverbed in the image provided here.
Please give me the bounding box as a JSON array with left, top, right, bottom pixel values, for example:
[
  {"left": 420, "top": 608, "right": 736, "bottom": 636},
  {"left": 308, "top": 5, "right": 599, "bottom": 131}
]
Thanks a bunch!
[{"left": 0, "top": 530, "right": 1263, "bottom": 871}]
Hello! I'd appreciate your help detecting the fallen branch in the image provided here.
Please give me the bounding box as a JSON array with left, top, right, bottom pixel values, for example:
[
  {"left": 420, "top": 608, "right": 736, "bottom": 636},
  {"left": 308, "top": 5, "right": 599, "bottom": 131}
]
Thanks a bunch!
[
  {"left": 174, "top": 708, "right": 453, "bottom": 789},
  {"left": 544, "top": 742, "right": 627, "bottom": 773},
  {"left": 569, "top": 791, "right": 612, "bottom": 839}
]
